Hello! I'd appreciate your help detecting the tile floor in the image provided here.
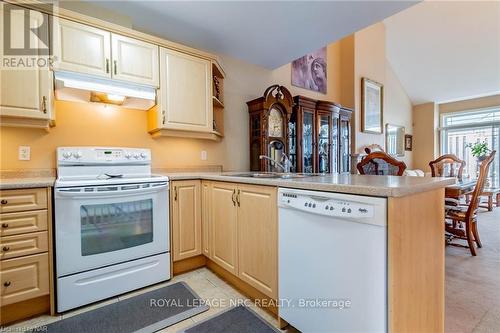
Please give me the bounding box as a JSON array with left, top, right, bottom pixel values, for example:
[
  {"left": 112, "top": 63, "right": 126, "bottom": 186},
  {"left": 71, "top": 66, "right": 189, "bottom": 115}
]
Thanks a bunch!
[
  {"left": 4, "top": 207, "right": 499, "bottom": 333},
  {"left": 2, "top": 267, "right": 280, "bottom": 333}
]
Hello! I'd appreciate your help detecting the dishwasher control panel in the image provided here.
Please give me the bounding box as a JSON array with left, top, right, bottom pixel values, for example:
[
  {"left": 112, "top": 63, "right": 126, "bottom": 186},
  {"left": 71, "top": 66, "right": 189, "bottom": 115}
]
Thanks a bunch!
[{"left": 279, "top": 190, "right": 375, "bottom": 218}]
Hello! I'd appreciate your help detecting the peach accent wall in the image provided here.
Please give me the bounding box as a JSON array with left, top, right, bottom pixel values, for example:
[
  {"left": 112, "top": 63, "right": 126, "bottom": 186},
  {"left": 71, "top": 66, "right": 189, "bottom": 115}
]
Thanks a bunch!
[
  {"left": 0, "top": 54, "right": 271, "bottom": 171},
  {"left": 270, "top": 42, "right": 342, "bottom": 103}
]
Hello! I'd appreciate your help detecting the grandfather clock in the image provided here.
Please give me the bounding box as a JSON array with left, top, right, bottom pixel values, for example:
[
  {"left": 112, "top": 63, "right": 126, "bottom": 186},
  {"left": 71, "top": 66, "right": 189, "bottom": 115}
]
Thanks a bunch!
[{"left": 247, "top": 85, "right": 293, "bottom": 172}]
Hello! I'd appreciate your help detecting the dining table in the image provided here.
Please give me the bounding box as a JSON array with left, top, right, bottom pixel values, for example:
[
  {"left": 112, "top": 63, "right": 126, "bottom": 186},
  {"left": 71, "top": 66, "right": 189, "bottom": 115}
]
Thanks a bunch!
[{"left": 445, "top": 178, "right": 476, "bottom": 199}]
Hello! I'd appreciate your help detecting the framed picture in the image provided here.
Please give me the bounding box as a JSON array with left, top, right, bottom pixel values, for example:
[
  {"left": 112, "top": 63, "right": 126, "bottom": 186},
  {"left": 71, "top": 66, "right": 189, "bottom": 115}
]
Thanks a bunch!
[
  {"left": 361, "top": 78, "right": 383, "bottom": 133},
  {"left": 291, "top": 46, "right": 327, "bottom": 94},
  {"left": 405, "top": 134, "right": 413, "bottom": 151}
]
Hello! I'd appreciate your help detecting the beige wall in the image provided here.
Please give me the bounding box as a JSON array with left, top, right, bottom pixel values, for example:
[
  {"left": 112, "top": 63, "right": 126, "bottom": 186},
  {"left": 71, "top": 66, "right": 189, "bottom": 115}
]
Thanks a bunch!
[
  {"left": 385, "top": 60, "right": 413, "bottom": 167},
  {"left": 439, "top": 94, "right": 500, "bottom": 114},
  {"left": 352, "top": 23, "right": 414, "bottom": 168},
  {"left": 412, "top": 102, "right": 439, "bottom": 171},
  {"left": 0, "top": 54, "right": 271, "bottom": 171},
  {"left": 411, "top": 93, "right": 500, "bottom": 172}
]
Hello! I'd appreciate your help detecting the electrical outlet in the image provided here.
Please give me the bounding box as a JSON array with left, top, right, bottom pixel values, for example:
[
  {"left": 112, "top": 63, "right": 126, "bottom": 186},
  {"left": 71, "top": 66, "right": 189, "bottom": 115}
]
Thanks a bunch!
[
  {"left": 201, "top": 150, "right": 208, "bottom": 161},
  {"left": 19, "top": 146, "right": 30, "bottom": 160}
]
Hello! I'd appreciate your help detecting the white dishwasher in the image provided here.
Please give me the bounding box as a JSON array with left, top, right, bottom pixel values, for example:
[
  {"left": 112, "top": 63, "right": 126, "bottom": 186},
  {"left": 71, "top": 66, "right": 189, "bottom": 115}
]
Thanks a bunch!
[{"left": 278, "top": 188, "right": 387, "bottom": 333}]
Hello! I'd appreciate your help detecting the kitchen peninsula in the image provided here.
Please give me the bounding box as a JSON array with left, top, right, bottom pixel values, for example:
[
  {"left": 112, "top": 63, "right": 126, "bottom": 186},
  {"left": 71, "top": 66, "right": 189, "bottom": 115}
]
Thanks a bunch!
[{"left": 1, "top": 170, "right": 454, "bottom": 332}]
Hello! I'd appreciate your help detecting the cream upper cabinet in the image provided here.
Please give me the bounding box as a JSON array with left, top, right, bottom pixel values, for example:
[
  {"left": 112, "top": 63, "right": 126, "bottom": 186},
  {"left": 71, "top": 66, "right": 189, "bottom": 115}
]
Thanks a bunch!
[
  {"left": 210, "top": 182, "right": 238, "bottom": 275},
  {"left": 237, "top": 184, "right": 278, "bottom": 298},
  {"left": 111, "top": 34, "right": 159, "bottom": 87},
  {"left": 52, "top": 18, "right": 111, "bottom": 78},
  {"left": 171, "top": 180, "right": 202, "bottom": 262},
  {"left": 159, "top": 47, "right": 212, "bottom": 132},
  {"left": 0, "top": 4, "right": 52, "bottom": 123}
]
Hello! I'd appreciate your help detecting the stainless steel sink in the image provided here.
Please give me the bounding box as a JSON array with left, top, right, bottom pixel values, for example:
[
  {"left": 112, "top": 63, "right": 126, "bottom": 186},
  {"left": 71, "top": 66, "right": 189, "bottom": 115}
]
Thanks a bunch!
[{"left": 226, "top": 173, "right": 317, "bottom": 179}]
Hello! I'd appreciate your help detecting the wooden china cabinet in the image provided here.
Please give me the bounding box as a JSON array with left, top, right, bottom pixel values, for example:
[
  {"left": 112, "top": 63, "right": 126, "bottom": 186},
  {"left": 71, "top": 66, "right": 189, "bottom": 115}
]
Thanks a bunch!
[
  {"left": 246, "top": 85, "right": 294, "bottom": 172},
  {"left": 290, "top": 96, "right": 353, "bottom": 174}
]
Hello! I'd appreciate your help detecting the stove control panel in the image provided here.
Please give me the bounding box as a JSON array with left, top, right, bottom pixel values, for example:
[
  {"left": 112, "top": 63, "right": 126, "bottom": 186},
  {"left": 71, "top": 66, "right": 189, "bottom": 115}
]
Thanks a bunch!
[{"left": 57, "top": 147, "right": 151, "bottom": 164}]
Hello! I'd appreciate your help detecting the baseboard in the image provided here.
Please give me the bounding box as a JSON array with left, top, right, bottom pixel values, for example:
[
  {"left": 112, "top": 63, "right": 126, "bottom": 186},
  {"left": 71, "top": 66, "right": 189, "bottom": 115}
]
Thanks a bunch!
[
  {"left": 173, "top": 255, "right": 207, "bottom": 275},
  {"left": 0, "top": 295, "right": 50, "bottom": 326}
]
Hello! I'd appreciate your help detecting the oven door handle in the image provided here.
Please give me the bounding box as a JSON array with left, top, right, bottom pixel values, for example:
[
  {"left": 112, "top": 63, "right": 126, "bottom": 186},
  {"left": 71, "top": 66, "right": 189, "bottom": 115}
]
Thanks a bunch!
[{"left": 55, "top": 183, "right": 168, "bottom": 198}]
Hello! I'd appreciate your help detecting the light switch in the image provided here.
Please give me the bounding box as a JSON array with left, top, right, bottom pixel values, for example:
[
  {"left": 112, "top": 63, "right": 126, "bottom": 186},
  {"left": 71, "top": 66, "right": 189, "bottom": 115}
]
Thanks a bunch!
[
  {"left": 201, "top": 150, "right": 207, "bottom": 161},
  {"left": 19, "top": 146, "right": 30, "bottom": 160}
]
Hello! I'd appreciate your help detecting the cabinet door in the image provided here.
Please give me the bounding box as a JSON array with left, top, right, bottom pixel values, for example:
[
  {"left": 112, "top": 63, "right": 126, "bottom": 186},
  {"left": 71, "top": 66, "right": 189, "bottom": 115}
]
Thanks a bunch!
[
  {"left": 201, "top": 181, "right": 211, "bottom": 258},
  {"left": 159, "top": 47, "right": 212, "bottom": 132},
  {"left": 317, "top": 112, "right": 332, "bottom": 174},
  {"left": 210, "top": 182, "right": 238, "bottom": 275},
  {"left": 237, "top": 184, "right": 277, "bottom": 298},
  {"left": 111, "top": 34, "right": 159, "bottom": 86},
  {"left": 0, "top": 5, "right": 52, "bottom": 120},
  {"left": 171, "top": 180, "right": 201, "bottom": 261},
  {"left": 300, "top": 108, "right": 316, "bottom": 173},
  {"left": 52, "top": 18, "right": 111, "bottom": 78}
]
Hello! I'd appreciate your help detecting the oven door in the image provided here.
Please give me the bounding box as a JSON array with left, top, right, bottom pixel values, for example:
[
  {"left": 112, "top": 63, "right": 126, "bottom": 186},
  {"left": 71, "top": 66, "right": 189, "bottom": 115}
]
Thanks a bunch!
[{"left": 55, "top": 182, "right": 169, "bottom": 277}]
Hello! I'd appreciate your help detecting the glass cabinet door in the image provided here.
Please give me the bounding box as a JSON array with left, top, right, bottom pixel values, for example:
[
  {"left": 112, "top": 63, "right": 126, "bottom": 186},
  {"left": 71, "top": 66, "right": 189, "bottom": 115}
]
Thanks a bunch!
[
  {"left": 332, "top": 118, "right": 339, "bottom": 173},
  {"left": 302, "top": 111, "right": 314, "bottom": 173},
  {"left": 288, "top": 113, "right": 297, "bottom": 172},
  {"left": 317, "top": 114, "right": 331, "bottom": 173},
  {"left": 340, "top": 118, "right": 351, "bottom": 173}
]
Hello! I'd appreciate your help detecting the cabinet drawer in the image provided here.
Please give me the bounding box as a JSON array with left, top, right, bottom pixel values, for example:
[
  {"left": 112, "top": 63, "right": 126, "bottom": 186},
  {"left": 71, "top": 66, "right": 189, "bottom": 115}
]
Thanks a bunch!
[
  {"left": 0, "top": 188, "right": 47, "bottom": 213},
  {"left": 1, "top": 253, "right": 49, "bottom": 306},
  {"left": 1, "top": 232, "right": 48, "bottom": 260},
  {"left": 0, "top": 210, "right": 48, "bottom": 236}
]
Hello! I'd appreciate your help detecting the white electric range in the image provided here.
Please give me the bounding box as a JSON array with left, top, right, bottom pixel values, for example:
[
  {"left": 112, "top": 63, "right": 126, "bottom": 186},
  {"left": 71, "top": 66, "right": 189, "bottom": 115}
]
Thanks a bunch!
[{"left": 54, "top": 147, "right": 170, "bottom": 312}]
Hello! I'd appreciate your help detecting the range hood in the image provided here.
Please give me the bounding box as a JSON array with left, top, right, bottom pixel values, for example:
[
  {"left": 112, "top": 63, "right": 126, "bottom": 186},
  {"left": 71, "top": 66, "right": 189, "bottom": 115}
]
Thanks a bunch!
[{"left": 54, "top": 71, "right": 156, "bottom": 110}]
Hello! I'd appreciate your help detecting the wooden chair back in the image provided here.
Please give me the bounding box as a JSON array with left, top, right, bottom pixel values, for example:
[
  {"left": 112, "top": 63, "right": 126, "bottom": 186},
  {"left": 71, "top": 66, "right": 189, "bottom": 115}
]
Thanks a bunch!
[
  {"left": 429, "top": 154, "right": 466, "bottom": 179},
  {"left": 356, "top": 151, "right": 407, "bottom": 176},
  {"left": 465, "top": 151, "right": 496, "bottom": 219}
]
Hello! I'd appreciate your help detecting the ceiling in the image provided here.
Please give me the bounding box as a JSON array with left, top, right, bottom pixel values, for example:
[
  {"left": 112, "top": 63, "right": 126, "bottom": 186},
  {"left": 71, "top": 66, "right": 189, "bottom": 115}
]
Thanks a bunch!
[
  {"left": 79, "top": 0, "right": 417, "bottom": 69},
  {"left": 384, "top": 0, "right": 500, "bottom": 105}
]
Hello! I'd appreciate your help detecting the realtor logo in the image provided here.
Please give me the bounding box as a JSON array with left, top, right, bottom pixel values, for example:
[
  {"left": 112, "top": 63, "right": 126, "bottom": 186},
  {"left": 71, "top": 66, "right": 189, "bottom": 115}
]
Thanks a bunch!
[{"left": 2, "top": 3, "right": 52, "bottom": 56}]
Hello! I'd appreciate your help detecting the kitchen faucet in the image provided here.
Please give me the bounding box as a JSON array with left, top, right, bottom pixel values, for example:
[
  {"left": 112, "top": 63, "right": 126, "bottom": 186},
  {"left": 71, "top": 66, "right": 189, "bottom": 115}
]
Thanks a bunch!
[{"left": 259, "top": 154, "right": 293, "bottom": 173}]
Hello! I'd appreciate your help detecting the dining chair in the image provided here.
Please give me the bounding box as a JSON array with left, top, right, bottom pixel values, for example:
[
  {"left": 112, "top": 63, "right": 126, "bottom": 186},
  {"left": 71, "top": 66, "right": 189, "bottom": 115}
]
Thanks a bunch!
[
  {"left": 356, "top": 151, "right": 407, "bottom": 176},
  {"left": 445, "top": 151, "right": 496, "bottom": 256},
  {"left": 430, "top": 154, "right": 466, "bottom": 209},
  {"left": 429, "top": 154, "right": 466, "bottom": 179}
]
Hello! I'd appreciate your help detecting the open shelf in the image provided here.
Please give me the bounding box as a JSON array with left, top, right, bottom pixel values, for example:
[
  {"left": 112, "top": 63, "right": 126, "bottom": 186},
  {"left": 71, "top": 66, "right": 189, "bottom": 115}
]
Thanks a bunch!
[{"left": 213, "top": 96, "right": 224, "bottom": 108}]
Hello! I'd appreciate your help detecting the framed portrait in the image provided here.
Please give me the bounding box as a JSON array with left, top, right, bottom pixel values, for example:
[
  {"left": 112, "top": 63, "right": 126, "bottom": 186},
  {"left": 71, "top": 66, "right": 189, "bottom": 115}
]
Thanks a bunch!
[
  {"left": 291, "top": 47, "right": 327, "bottom": 94},
  {"left": 361, "top": 78, "right": 383, "bottom": 133},
  {"left": 405, "top": 134, "right": 413, "bottom": 151}
]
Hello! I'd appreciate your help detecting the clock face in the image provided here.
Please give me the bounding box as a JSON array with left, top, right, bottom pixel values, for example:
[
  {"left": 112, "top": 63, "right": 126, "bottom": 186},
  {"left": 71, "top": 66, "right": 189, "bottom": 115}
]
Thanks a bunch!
[{"left": 268, "top": 107, "right": 283, "bottom": 137}]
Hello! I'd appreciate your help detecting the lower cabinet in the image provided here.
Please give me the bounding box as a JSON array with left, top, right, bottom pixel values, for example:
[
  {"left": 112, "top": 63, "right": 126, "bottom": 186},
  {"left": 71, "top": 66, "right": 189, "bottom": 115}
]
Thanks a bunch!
[
  {"left": 207, "top": 181, "right": 278, "bottom": 299},
  {"left": 237, "top": 184, "right": 277, "bottom": 299},
  {"left": 0, "top": 187, "right": 52, "bottom": 325},
  {"left": 171, "top": 180, "right": 202, "bottom": 261},
  {"left": 170, "top": 179, "right": 278, "bottom": 299},
  {"left": 210, "top": 182, "right": 239, "bottom": 275}
]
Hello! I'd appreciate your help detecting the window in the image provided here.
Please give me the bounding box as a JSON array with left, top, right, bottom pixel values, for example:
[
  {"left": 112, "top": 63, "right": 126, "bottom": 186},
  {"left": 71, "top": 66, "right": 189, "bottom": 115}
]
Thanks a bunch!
[{"left": 441, "top": 107, "right": 499, "bottom": 187}]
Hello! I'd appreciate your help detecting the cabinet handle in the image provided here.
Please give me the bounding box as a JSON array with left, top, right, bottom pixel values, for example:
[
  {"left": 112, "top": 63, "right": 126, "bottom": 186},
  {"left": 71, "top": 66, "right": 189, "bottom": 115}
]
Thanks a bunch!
[
  {"left": 41, "top": 96, "right": 47, "bottom": 114},
  {"left": 1, "top": 223, "right": 8, "bottom": 228},
  {"left": 231, "top": 189, "right": 236, "bottom": 206},
  {"left": 106, "top": 59, "right": 110, "bottom": 73},
  {"left": 236, "top": 189, "right": 241, "bottom": 207},
  {"left": 2, "top": 246, "right": 10, "bottom": 252},
  {"left": 1, "top": 199, "right": 7, "bottom": 205},
  {"left": 174, "top": 187, "right": 177, "bottom": 201},
  {"left": 3, "top": 281, "right": 11, "bottom": 287},
  {"left": 114, "top": 60, "right": 117, "bottom": 75}
]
